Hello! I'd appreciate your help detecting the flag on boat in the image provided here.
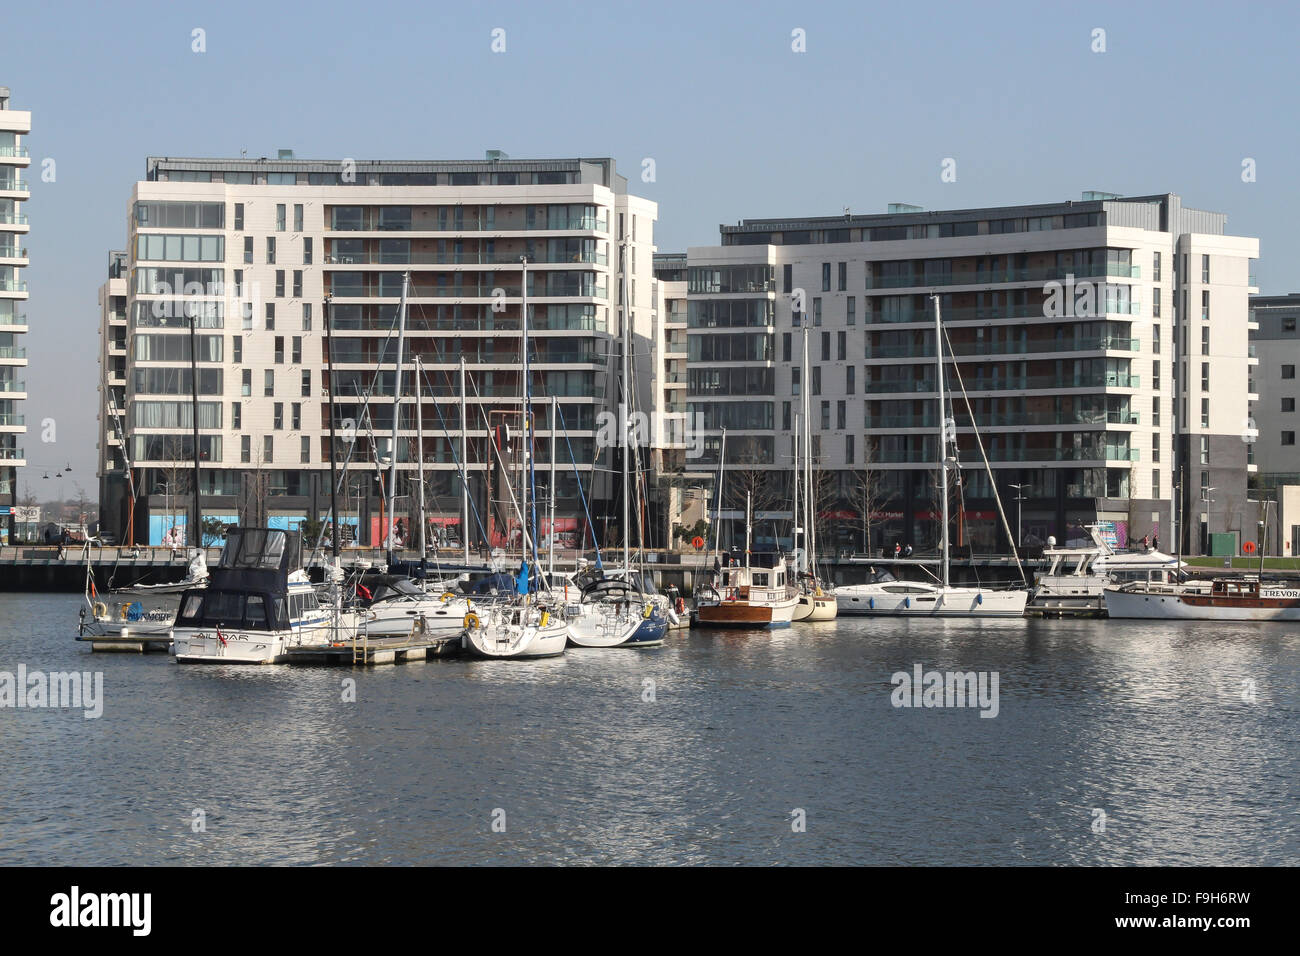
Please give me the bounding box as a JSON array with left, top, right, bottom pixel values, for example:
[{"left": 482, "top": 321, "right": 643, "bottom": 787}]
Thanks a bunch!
[
  {"left": 215, "top": 625, "right": 228, "bottom": 647},
  {"left": 515, "top": 560, "right": 530, "bottom": 595}
]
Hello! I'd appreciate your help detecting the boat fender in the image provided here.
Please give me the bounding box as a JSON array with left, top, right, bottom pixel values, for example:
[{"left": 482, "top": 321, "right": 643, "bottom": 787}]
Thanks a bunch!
[
  {"left": 904, "top": 597, "right": 910, "bottom": 608},
  {"left": 463, "top": 611, "right": 481, "bottom": 630},
  {"left": 642, "top": 602, "right": 653, "bottom": 620},
  {"left": 868, "top": 598, "right": 874, "bottom": 610},
  {"left": 976, "top": 593, "right": 983, "bottom": 605},
  {"left": 120, "top": 603, "right": 131, "bottom": 621},
  {"left": 93, "top": 601, "right": 108, "bottom": 619},
  {"left": 540, "top": 611, "right": 550, "bottom": 627},
  {"left": 440, "top": 591, "right": 456, "bottom": 603},
  {"left": 667, "top": 609, "right": 680, "bottom": 626},
  {"left": 675, "top": 597, "right": 686, "bottom": 614}
]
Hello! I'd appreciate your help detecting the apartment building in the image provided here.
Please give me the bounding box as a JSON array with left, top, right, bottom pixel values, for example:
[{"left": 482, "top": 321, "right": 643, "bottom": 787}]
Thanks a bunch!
[
  {"left": 1247, "top": 294, "right": 1300, "bottom": 492},
  {"left": 684, "top": 193, "right": 1258, "bottom": 555},
  {"left": 0, "top": 87, "right": 31, "bottom": 543},
  {"left": 96, "top": 251, "right": 129, "bottom": 533},
  {"left": 97, "top": 153, "right": 661, "bottom": 548}
]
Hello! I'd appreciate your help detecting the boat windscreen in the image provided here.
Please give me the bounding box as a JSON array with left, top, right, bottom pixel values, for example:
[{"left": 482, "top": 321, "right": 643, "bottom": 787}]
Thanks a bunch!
[{"left": 220, "top": 529, "right": 288, "bottom": 570}]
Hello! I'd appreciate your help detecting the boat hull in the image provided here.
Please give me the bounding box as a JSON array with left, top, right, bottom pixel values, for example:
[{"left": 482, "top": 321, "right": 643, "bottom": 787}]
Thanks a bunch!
[
  {"left": 1103, "top": 587, "right": 1300, "bottom": 621},
  {"left": 794, "top": 592, "right": 838, "bottom": 621},
  {"left": 837, "top": 588, "right": 1027, "bottom": 617},
  {"left": 693, "top": 598, "right": 798, "bottom": 628},
  {"left": 462, "top": 621, "right": 569, "bottom": 658}
]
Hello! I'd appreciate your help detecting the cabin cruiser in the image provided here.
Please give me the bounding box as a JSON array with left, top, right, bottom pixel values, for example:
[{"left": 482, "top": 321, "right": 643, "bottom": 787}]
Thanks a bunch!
[
  {"left": 172, "top": 528, "right": 355, "bottom": 663},
  {"left": 836, "top": 567, "right": 1028, "bottom": 618},
  {"left": 352, "top": 573, "right": 494, "bottom": 639},
  {"left": 1028, "top": 527, "right": 1183, "bottom": 616},
  {"left": 693, "top": 553, "right": 799, "bottom": 628},
  {"left": 1103, "top": 573, "right": 1300, "bottom": 621}
]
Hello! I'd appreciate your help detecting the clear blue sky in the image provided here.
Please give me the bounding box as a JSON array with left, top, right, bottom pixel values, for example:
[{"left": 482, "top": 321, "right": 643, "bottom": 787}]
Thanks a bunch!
[{"left": 8, "top": 0, "right": 1299, "bottom": 490}]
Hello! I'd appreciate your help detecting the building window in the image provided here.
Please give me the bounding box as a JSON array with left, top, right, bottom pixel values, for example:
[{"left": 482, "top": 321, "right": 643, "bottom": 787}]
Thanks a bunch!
[
  {"left": 264, "top": 369, "right": 274, "bottom": 397},
  {"left": 303, "top": 237, "right": 313, "bottom": 265},
  {"left": 1282, "top": 364, "right": 1296, "bottom": 379},
  {"left": 837, "top": 331, "right": 846, "bottom": 361},
  {"left": 263, "top": 435, "right": 274, "bottom": 462},
  {"left": 301, "top": 436, "right": 311, "bottom": 463},
  {"left": 1201, "top": 326, "right": 1209, "bottom": 355},
  {"left": 292, "top": 270, "right": 302, "bottom": 298},
  {"left": 1152, "top": 325, "right": 1160, "bottom": 354},
  {"left": 275, "top": 204, "right": 286, "bottom": 231},
  {"left": 266, "top": 237, "right": 276, "bottom": 264},
  {"left": 846, "top": 297, "right": 855, "bottom": 325},
  {"left": 1283, "top": 317, "right": 1296, "bottom": 333},
  {"left": 293, "top": 204, "right": 304, "bottom": 231},
  {"left": 301, "top": 369, "right": 311, "bottom": 396},
  {"left": 274, "top": 336, "right": 284, "bottom": 363},
  {"left": 273, "top": 402, "right": 284, "bottom": 429},
  {"left": 821, "top": 263, "right": 831, "bottom": 292},
  {"left": 292, "top": 336, "right": 302, "bottom": 363},
  {"left": 1201, "top": 290, "right": 1209, "bottom": 320},
  {"left": 812, "top": 366, "right": 821, "bottom": 396},
  {"left": 1152, "top": 396, "right": 1160, "bottom": 428},
  {"left": 241, "top": 435, "right": 251, "bottom": 463},
  {"left": 836, "top": 400, "right": 846, "bottom": 429},
  {"left": 1152, "top": 436, "right": 1160, "bottom": 462},
  {"left": 1152, "top": 361, "right": 1160, "bottom": 391},
  {"left": 266, "top": 303, "right": 275, "bottom": 329},
  {"left": 1283, "top": 431, "right": 1297, "bottom": 446},
  {"left": 302, "top": 303, "right": 312, "bottom": 330},
  {"left": 846, "top": 433, "right": 854, "bottom": 463},
  {"left": 231, "top": 402, "right": 241, "bottom": 429},
  {"left": 820, "top": 400, "right": 830, "bottom": 430},
  {"left": 837, "top": 262, "right": 847, "bottom": 291},
  {"left": 821, "top": 331, "right": 830, "bottom": 361},
  {"left": 1152, "top": 469, "right": 1159, "bottom": 494},
  {"left": 792, "top": 367, "right": 801, "bottom": 396},
  {"left": 782, "top": 401, "right": 791, "bottom": 430},
  {"left": 243, "top": 236, "right": 253, "bottom": 264},
  {"left": 782, "top": 263, "right": 792, "bottom": 294},
  {"left": 1201, "top": 398, "right": 1209, "bottom": 429},
  {"left": 232, "top": 336, "right": 242, "bottom": 363},
  {"left": 275, "top": 270, "right": 285, "bottom": 297},
  {"left": 1152, "top": 251, "right": 1161, "bottom": 282},
  {"left": 781, "top": 333, "right": 792, "bottom": 362},
  {"left": 291, "top": 402, "right": 302, "bottom": 429},
  {"left": 241, "top": 368, "right": 251, "bottom": 396},
  {"left": 1201, "top": 362, "right": 1209, "bottom": 392},
  {"left": 813, "top": 297, "right": 822, "bottom": 326},
  {"left": 1283, "top": 397, "right": 1296, "bottom": 412},
  {"left": 1199, "top": 436, "right": 1209, "bottom": 465},
  {"left": 1152, "top": 289, "right": 1160, "bottom": 318},
  {"left": 1201, "top": 254, "right": 1209, "bottom": 283},
  {"left": 846, "top": 365, "right": 855, "bottom": 394}
]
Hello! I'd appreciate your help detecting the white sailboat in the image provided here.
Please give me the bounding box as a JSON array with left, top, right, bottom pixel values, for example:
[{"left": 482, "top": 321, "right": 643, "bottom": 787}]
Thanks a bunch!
[
  {"left": 790, "top": 327, "right": 837, "bottom": 622},
  {"left": 836, "top": 296, "right": 1028, "bottom": 618},
  {"left": 462, "top": 255, "right": 568, "bottom": 659}
]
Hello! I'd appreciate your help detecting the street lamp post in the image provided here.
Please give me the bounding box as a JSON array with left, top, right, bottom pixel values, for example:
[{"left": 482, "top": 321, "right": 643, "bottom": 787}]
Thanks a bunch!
[{"left": 1009, "top": 483, "right": 1027, "bottom": 552}]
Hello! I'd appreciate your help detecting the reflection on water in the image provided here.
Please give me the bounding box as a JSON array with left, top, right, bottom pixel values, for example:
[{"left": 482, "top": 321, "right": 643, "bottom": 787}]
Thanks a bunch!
[{"left": 1, "top": 594, "right": 1296, "bottom": 865}]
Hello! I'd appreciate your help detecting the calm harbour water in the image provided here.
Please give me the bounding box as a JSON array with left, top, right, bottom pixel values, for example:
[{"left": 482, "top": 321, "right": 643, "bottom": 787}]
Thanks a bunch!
[{"left": 1, "top": 592, "right": 1296, "bottom": 866}]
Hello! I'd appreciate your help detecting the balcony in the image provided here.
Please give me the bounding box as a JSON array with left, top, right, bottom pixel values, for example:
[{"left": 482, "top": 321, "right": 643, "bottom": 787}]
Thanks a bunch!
[
  {"left": 0, "top": 280, "right": 28, "bottom": 292},
  {"left": 865, "top": 336, "right": 1140, "bottom": 359},
  {"left": 324, "top": 250, "right": 609, "bottom": 266},
  {"left": 865, "top": 263, "right": 1141, "bottom": 290},
  {"left": 863, "top": 373, "right": 1139, "bottom": 394},
  {"left": 0, "top": 214, "right": 28, "bottom": 226},
  {"left": 0, "top": 414, "right": 23, "bottom": 427},
  {"left": 0, "top": 380, "right": 26, "bottom": 393},
  {"left": 0, "top": 447, "right": 24, "bottom": 460},
  {"left": 0, "top": 178, "right": 28, "bottom": 194},
  {"left": 0, "top": 147, "right": 30, "bottom": 159},
  {"left": 0, "top": 346, "right": 25, "bottom": 359},
  {"left": 865, "top": 409, "right": 1139, "bottom": 429}
]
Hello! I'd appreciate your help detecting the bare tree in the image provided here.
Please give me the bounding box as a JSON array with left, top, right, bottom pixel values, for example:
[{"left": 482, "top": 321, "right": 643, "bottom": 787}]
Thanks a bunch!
[
  {"left": 852, "top": 437, "right": 892, "bottom": 555},
  {"left": 159, "top": 437, "right": 193, "bottom": 544},
  {"left": 239, "top": 448, "right": 270, "bottom": 529}
]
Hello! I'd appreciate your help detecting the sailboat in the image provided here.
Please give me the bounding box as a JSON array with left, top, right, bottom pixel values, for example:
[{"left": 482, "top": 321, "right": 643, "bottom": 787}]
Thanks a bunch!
[
  {"left": 565, "top": 240, "right": 668, "bottom": 648},
  {"left": 836, "top": 296, "right": 1028, "bottom": 618},
  {"left": 462, "top": 255, "right": 569, "bottom": 658},
  {"left": 790, "top": 327, "right": 836, "bottom": 621}
]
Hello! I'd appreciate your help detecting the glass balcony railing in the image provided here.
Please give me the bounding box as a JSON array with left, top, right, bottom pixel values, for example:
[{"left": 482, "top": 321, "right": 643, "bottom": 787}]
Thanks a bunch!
[
  {"left": 324, "top": 250, "right": 608, "bottom": 266},
  {"left": 865, "top": 409, "right": 1139, "bottom": 429},
  {"left": 0, "top": 448, "right": 25, "bottom": 460},
  {"left": 0, "top": 147, "right": 30, "bottom": 158},
  {"left": 0, "top": 312, "right": 27, "bottom": 325},
  {"left": 866, "top": 263, "right": 1141, "bottom": 289},
  {"left": 0, "top": 280, "right": 28, "bottom": 292},
  {"left": 0, "top": 346, "right": 26, "bottom": 359},
  {"left": 0, "top": 380, "right": 26, "bottom": 392},
  {"left": 0, "top": 214, "right": 29, "bottom": 225},
  {"left": 865, "top": 336, "right": 1140, "bottom": 359},
  {"left": 0, "top": 179, "right": 28, "bottom": 192},
  {"left": 0, "top": 414, "right": 24, "bottom": 426},
  {"left": 863, "top": 373, "right": 1139, "bottom": 394}
]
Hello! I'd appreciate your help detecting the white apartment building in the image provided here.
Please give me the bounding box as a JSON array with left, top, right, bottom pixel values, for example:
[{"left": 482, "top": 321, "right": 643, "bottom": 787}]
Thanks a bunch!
[
  {"left": 684, "top": 193, "right": 1257, "bottom": 555},
  {"left": 0, "top": 87, "right": 31, "bottom": 542},
  {"left": 97, "top": 154, "right": 662, "bottom": 549}
]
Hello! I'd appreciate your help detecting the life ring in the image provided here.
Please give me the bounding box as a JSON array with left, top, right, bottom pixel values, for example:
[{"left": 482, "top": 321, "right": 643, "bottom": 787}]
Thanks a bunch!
[
  {"left": 692, "top": 536, "right": 705, "bottom": 550},
  {"left": 1243, "top": 540, "right": 1257, "bottom": 554},
  {"left": 441, "top": 591, "right": 456, "bottom": 602},
  {"left": 463, "top": 611, "right": 481, "bottom": 629},
  {"left": 92, "top": 601, "right": 108, "bottom": 619},
  {"left": 642, "top": 602, "right": 653, "bottom": 620}
]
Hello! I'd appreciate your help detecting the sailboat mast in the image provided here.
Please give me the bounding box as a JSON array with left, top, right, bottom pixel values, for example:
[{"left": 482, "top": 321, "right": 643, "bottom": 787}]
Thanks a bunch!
[
  {"left": 415, "top": 354, "right": 426, "bottom": 557},
  {"left": 709, "top": 427, "right": 728, "bottom": 567},
  {"left": 802, "top": 322, "right": 814, "bottom": 578},
  {"left": 621, "top": 240, "right": 631, "bottom": 572},
  {"left": 187, "top": 311, "right": 203, "bottom": 547},
  {"left": 520, "top": 254, "right": 532, "bottom": 587},
  {"left": 460, "top": 357, "right": 469, "bottom": 564},
  {"left": 550, "top": 394, "right": 557, "bottom": 585},
  {"left": 745, "top": 490, "right": 752, "bottom": 574},
  {"left": 792, "top": 413, "right": 801, "bottom": 567},
  {"left": 387, "top": 272, "right": 409, "bottom": 565},
  {"left": 933, "top": 294, "right": 950, "bottom": 589}
]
